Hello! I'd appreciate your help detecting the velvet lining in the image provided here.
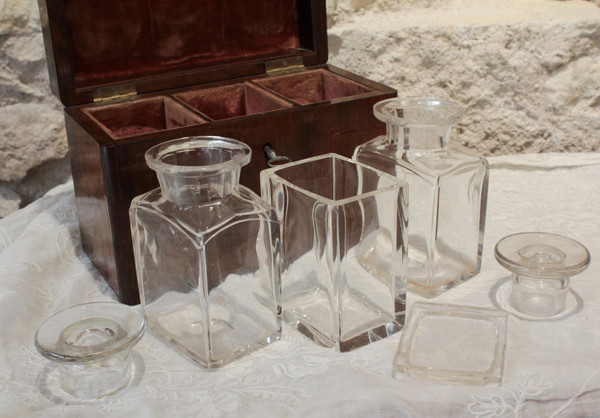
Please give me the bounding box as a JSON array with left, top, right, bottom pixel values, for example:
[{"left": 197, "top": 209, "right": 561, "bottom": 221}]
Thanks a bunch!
[
  {"left": 255, "top": 69, "right": 372, "bottom": 105},
  {"left": 81, "top": 68, "right": 377, "bottom": 139},
  {"left": 63, "top": 0, "right": 301, "bottom": 86},
  {"left": 175, "top": 82, "right": 293, "bottom": 121},
  {"left": 84, "top": 96, "right": 207, "bottom": 139}
]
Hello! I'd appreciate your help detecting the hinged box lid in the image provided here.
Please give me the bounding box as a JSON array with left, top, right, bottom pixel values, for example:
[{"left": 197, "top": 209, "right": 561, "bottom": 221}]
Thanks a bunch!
[{"left": 38, "top": 0, "right": 328, "bottom": 107}]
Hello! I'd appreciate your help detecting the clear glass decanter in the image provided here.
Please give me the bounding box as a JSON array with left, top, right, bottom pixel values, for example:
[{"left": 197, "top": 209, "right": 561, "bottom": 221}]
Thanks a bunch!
[
  {"left": 130, "top": 136, "right": 281, "bottom": 369},
  {"left": 354, "top": 97, "right": 489, "bottom": 298}
]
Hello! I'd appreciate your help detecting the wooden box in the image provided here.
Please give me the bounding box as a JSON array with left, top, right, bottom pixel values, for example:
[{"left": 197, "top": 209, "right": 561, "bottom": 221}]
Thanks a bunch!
[{"left": 38, "top": 0, "right": 396, "bottom": 304}]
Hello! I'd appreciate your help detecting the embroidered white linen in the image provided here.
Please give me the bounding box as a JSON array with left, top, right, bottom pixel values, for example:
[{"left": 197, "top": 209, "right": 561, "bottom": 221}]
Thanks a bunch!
[{"left": 1, "top": 153, "right": 599, "bottom": 417}]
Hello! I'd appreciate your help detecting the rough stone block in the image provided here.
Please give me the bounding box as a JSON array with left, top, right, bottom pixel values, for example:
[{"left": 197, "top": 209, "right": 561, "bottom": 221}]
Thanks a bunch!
[{"left": 327, "top": 0, "right": 600, "bottom": 155}]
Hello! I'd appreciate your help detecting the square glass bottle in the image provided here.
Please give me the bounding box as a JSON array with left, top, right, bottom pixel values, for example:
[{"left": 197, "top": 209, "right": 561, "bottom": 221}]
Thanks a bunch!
[
  {"left": 261, "top": 154, "right": 407, "bottom": 351},
  {"left": 354, "top": 97, "right": 489, "bottom": 298},
  {"left": 130, "top": 136, "right": 281, "bottom": 369}
]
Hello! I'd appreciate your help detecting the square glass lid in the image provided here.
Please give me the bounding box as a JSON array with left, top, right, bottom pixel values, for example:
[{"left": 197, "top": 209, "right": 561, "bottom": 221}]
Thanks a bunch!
[{"left": 393, "top": 302, "right": 508, "bottom": 385}]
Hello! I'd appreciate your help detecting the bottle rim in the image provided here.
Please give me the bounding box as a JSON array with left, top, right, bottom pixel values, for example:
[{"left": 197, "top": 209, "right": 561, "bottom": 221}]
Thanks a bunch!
[
  {"left": 374, "top": 97, "right": 465, "bottom": 127},
  {"left": 145, "top": 136, "right": 251, "bottom": 175}
]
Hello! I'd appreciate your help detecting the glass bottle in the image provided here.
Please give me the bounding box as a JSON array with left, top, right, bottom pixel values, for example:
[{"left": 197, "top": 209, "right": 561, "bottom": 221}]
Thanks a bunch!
[
  {"left": 353, "top": 97, "right": 489, "bottom": 298},
  {"left": 130, "top": 136, "right": 281, "bottom": 369}
]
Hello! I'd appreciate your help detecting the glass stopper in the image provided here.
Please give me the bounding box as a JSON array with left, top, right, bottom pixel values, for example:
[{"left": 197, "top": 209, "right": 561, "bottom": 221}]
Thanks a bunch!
[
  {"left": 494, "top": 232, "right": 590, "bottom": 317},
  {"left": 35, "top": 302, "right": 145, "bottom": 398}
]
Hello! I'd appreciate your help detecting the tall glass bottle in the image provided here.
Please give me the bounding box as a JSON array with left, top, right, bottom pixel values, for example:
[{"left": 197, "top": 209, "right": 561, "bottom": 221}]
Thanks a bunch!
[
  {"left": 130, "top": 136, "right": 281, "bottom": 368},
  {"left": 354, "top": 97, "right": 489, "bottom": 298}
]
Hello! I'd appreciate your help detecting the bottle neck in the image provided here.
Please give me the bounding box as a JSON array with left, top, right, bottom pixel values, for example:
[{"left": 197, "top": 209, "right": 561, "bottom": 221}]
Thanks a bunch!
[
  {"left": 145, "top": 136, "right": 251, "bottom": 206},
  {"left": 157, "top": 169, "right": 241, "bottom": 205},
  {"left": 373, "top": 97, "right": 464, "bottom": 151},
  {"left": 386, "top": 123, "right": 452, "bottom": 151}
]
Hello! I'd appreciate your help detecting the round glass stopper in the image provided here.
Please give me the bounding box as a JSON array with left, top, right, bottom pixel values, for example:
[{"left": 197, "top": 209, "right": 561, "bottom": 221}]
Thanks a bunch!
[
  {"left": 494, "top": 232, "right": 590, "bottom": 317},
  {"left": 35, "top": 302, "right": 145, "bottom": 398},
  {"left": 495, "top": 232, "right": 590, "bottom": 280}
]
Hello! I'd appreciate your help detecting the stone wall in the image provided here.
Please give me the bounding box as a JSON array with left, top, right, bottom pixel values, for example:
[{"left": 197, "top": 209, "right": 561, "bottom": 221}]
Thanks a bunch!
[
  {"left": 328, "top": 0, "right": 600, "bottom": 155},
  {"left": 0, "top": 0, "right": 68, "bottom": 216},
  {"left": 0, "top": 0, "right": 599, "bottom": 217}
]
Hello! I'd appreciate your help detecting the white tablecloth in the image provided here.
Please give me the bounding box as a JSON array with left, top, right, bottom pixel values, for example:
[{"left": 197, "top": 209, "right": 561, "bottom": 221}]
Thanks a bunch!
[{"left": 1, "top": 153, "right": 599, "bottom": 417}]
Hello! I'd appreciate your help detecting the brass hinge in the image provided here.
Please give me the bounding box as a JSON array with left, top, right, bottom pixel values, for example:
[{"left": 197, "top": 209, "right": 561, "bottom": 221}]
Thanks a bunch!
[
  {"left": 265, "top": 56, "right": 305, "bottom": 75},
  {"left": 93, "top": 84, "right": 137, "bottom": 104}
]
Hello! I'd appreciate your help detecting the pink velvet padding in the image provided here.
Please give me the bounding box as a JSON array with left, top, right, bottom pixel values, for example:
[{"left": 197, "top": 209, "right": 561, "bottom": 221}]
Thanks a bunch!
[
  {"left": 62, "top": 0, "right": 301, "bottom": 86},
  {"left": 82, "top": 69, "right": 374, "bottom": 138},
  {"left": 175, "top": 82, "right": 293, "bottom": 120},
  {"left": 254, "top": 69, "right": 373, "bottom": 105},
  {"left": 84, "top": 96, "right": 207, "bottom": 139}
]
